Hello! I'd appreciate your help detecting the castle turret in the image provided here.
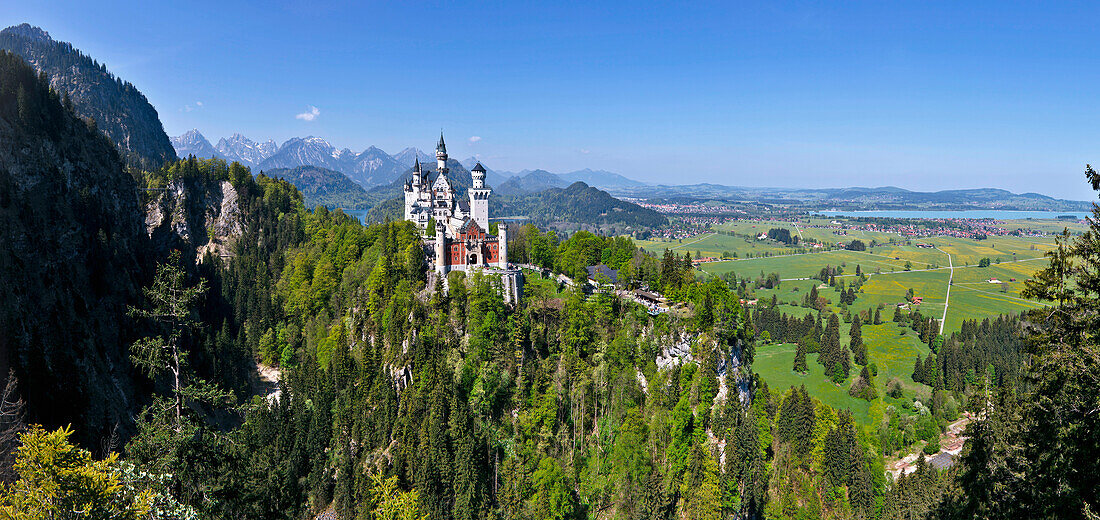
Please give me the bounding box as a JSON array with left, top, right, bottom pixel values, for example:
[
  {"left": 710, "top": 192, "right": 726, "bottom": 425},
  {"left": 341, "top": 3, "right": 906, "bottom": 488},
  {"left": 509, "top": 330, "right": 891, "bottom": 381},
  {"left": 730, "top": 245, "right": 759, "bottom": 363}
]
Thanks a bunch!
[
  {"left": 436, "top": 132, "right": 448, "bottom": 173},
  {"left": 403, "top": 178, "right": 415, "bottom": 221},
  {"left": 412, "top": 156, "right": 422, "bottom": 185},
  {"left": 498, "top": 224, "right": 508, "bottom": 269},
  {"left": 469, "top": 162, "right": 490, "bottom": 230},
  {"left": 435, "top": 219, "right": 447, "bottom": 274},
  {"left": 471, "top": 161, "right": 485, "bottom": 189}
]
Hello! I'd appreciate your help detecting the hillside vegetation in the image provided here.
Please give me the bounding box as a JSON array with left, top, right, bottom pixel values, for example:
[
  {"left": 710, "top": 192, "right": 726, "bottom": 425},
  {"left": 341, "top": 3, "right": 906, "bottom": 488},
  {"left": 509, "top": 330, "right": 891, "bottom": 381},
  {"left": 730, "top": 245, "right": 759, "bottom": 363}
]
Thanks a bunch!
[
  {"left": 265, "top": 165, "right": 378, "bottom": 209},
  {"left": 0, "top": 49, "right": 148, "bottom": 448},
  {"left": 498, "top": 181, "right": 668, "bottom": 233}
]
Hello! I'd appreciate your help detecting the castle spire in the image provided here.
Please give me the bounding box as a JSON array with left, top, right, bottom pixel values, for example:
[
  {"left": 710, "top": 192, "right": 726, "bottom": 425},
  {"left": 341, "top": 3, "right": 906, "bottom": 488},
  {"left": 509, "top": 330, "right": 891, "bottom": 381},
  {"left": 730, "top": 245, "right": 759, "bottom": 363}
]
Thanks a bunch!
[{"left": 435, "top": 130, "right": 448, "bottom": 173}]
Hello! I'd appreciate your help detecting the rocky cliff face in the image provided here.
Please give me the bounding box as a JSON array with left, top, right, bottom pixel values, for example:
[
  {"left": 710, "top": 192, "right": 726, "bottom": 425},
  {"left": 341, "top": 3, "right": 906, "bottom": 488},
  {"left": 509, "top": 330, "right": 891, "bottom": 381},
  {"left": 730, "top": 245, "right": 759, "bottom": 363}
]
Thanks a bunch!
[
  {"left": 0, "top": 51, "right": 147, "bottom": 449},
  {"left": 0, "top": 23, "right": 177, "bottom": 170},
  {"left": 145, "top": 180, "right": 244, "bottom": 262}
]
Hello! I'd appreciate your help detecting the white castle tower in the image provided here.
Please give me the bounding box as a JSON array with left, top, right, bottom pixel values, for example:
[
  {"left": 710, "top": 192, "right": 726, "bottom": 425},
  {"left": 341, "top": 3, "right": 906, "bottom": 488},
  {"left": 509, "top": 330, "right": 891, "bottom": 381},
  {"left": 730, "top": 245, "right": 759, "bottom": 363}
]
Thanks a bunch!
[
  {"left": 435, "top": 132, "right": 448, "bottom": 172},
  {"left": 403, "top": 156, "right": 423, "bottom": 222},
  {"left": 469, "top": 162, "right": 490, "bottom": 231}
]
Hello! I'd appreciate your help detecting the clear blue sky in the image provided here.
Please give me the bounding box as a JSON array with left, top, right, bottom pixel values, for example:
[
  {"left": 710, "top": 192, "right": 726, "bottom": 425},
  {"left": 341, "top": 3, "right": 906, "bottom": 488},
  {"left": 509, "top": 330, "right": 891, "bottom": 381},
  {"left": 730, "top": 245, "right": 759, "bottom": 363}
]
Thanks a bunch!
[{"left": 5, "top": 1, "right": 1100, "bottom": 200}]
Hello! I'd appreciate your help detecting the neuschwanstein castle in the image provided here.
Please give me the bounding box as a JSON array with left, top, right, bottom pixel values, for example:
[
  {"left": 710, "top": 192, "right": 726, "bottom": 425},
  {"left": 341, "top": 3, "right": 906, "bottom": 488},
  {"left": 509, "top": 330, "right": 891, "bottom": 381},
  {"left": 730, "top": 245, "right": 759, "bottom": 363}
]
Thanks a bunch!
[{"left": 403, "top": 133, "right": 509, "bottom": 276}]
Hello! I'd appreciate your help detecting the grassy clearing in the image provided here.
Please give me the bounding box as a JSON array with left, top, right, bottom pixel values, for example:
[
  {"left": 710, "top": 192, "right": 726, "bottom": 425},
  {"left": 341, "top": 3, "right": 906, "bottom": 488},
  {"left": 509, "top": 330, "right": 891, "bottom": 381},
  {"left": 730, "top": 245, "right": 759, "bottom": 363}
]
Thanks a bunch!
[
  {"left": 701, "top": 250, "right": 885, "bottom": 279},
  {"left": 637, "top": 232, "right": 795, "bottom": 259},
  {"left": 753, "top": 343, "right": 873, "bottom": 423},
  {"left": 752, "top": 323, "right": 932, "bottom": 425}
]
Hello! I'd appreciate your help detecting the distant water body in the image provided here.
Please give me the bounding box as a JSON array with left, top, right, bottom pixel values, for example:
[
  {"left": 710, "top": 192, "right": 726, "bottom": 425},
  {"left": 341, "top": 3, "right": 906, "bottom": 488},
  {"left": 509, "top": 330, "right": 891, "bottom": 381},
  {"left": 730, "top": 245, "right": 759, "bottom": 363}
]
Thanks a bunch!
[
  {"left": 818, "top": 210, "right": 1092, "bottom": 220},
  {"left": 344, "top": 209, "right": 369, "bottom": 223}
]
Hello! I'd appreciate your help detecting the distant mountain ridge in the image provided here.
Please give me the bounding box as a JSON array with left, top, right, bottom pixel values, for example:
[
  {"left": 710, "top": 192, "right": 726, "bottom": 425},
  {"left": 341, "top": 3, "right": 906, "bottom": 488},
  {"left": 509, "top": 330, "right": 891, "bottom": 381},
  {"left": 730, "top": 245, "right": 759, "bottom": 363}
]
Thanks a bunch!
[
  {"left": 610, "top": 183, "right": 1094, "bottom": 211},
  {"left": 264, "top": 166, "right": 376, "bottom": 209},
  {"left": 170, "top": 130, "right": 648, "bottom": 192},
  {"left": 169, "top": 130, "right": 1088, "bottom": 210},
  {"left": 0, "top": 23, "right": 177, "bottom": 169},
  {"left": 171, "top": 130, "right": 407, "bottom": 188},
  {"left": 559, "top": 168, "right": 647, "bottom": 189},
  {"left": 496, "top": 169, "right": 569, "bottom": 195},
  {"left": 394, "top": 147, "right": 433, "bottom": 168}
]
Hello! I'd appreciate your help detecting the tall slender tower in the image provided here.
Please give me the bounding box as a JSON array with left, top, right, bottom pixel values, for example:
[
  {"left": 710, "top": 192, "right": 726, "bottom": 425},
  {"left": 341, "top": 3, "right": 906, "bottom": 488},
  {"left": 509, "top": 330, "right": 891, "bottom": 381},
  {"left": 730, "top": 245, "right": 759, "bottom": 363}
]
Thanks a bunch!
[
  {"left": 435, "top": 219, "right": 447, "bottom": 274},
  {"left": 469, "top": 162, "right": 491, "bottom": 230},
  {"left": 498, "top": 224, "right": 508, "bottom": 269},
  {"left": 436, "top": 132, "right": 448, "bottom": 173},
  {"left": 404, "top": 156, "right": 422, "bottom": 223}
]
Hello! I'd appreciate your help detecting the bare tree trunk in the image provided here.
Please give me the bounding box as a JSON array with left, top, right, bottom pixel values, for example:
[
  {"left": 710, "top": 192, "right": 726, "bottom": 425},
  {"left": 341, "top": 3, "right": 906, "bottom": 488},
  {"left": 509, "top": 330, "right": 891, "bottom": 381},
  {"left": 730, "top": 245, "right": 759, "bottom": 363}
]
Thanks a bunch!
[
  {"left": 0, "top": 372, "right": 26, "bottom": 484},
  {"left": 172, "top": 345, "right": 182, "bottom": 431}
]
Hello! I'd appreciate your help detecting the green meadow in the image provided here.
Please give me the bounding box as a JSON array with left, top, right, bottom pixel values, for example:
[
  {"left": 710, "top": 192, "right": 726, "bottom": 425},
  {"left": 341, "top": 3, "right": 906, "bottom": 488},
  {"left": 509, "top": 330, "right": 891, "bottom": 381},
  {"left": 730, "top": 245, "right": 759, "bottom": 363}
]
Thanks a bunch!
[
  {"left": 752, "top": 323, "right": 933, "bottom": 425},
  {"left": 637, "top": 231, "right": 795, "bottom": 259},
  {"left": 637, "top": 217, "right": 1065, "bottom": 424}
]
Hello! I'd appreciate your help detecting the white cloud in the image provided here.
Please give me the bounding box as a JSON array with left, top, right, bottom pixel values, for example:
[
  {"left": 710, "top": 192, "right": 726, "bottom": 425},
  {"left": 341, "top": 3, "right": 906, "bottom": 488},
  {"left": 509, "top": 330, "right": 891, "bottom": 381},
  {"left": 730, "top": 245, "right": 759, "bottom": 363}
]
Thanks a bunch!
[
  {"left": 296, "top": 105, "right": 320, "bottom": 121},
  {"left": 180, "top": 100, "right": 204, "bottom": 112},
  {"left": 580, "top": 149, "right": 591, "bottom": 154},
  {"left": 468, "top": 136, "right": 481, "bottom": 144}
]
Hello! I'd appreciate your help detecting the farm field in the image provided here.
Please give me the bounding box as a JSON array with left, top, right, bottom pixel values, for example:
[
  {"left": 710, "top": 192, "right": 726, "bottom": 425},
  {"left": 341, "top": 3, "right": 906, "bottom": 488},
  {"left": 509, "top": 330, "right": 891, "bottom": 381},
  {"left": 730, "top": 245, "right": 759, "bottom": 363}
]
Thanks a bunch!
[
  {"left": 698, "top": 248, "right": 933, "bottom": 280},
  {"left": 924, "top": 236, "right": 1051, "bottom": 266},
  {"left": 998, "top": 218, "right": 1090, "bottom": 234},
  {"left": 636, "top": 232, "right": 795, "bottom": 259},
  {"left": 713, "top": 219, "right": 902, "bottom": 246},
  {"left": 675, "top": 226, "right": 1060, "bottom": 334},
  {"left": 636, "top": 216, "right": 1067, "bottom": 458},
  {"left": 941, "top": 261, "right": 1046, "bottom": 331}
]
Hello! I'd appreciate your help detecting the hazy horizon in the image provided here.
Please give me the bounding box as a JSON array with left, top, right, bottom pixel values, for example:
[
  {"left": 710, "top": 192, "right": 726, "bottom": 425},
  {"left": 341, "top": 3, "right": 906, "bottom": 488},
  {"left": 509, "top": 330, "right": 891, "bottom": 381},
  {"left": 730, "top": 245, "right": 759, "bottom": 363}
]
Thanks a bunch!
[{"left": 5, "top": 1, "right": 1100, "bottom": 200}]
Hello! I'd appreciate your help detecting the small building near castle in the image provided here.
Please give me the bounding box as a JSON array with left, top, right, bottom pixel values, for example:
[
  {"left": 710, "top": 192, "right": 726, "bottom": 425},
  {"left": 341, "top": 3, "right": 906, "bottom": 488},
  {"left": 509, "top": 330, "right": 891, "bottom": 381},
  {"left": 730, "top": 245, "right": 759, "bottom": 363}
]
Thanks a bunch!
[{"left": 404, "top": 133, "right": 522, "bottom": 301}]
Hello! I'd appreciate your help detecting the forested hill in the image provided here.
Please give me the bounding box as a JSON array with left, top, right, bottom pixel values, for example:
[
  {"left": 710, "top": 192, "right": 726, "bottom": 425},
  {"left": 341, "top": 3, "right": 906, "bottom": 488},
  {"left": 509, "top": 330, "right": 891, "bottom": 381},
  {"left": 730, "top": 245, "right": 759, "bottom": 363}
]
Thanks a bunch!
[
  {"left": 498, "top": 181, "right": 668, "bottom": 232},
  {"left": 361, "top": 180, "right": 668, "bottom": 232},
  {"left": 0, "top": 24, "right": 176, "bottom": 170},
  {"left": 265, "top": 165, "right": 379, "bottom": 209},
  {"left": 0, "top": 50, "right": 148, "bottom": 448}
]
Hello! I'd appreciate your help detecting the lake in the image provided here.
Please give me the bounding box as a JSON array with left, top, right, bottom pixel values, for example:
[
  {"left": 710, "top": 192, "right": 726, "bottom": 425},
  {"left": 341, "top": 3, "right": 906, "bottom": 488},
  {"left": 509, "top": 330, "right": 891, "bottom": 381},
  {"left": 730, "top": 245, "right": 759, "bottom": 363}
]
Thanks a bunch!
[
  {"left": 817, "top": 210, "right": 1092, "bottom": 220},
  {"left": 344, "top": 210, "right": 369, "bottom": 223}
]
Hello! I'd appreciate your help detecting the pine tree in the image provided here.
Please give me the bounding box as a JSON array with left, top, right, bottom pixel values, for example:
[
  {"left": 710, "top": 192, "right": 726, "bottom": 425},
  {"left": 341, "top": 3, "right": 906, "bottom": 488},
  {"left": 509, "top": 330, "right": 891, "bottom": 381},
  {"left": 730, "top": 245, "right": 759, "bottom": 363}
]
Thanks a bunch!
[
  {"left": 923, "top": 355, "right": 937, "bottom": 385},
  {"left": 793, "top": 341, "right": 808, "bottom": 373},
  {"left": 850, "top": 315, "right": 866, "bottom": 365},
  {"left": 794, "top": 386, "right": 816, "bottom": 457},
  {"left": 127, "top": 250, "right": 208, "bottom": 431},
  {"left": 638, "top": 471, "right": 668, "bottom": 520},
  {"left": 451, "top": 391, "right": 483, "bottom": 520},
  {"left": 836, "top": 345, "right": 851, "bottom": 383},
  {"left": 776, "top": 388, "right": 799, "bottom": 445}
]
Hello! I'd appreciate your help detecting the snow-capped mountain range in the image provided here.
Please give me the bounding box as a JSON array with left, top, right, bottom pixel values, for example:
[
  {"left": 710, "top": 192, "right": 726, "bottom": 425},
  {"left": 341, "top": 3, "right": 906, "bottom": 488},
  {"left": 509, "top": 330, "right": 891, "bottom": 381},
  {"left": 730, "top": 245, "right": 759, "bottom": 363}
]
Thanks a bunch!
[
  {"left": 170, "top": 129, "right": 646, "bottom": 190},
  {"left": 216, "top": 133, "right": 277, "bottom": 169}
]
